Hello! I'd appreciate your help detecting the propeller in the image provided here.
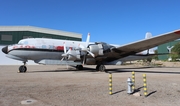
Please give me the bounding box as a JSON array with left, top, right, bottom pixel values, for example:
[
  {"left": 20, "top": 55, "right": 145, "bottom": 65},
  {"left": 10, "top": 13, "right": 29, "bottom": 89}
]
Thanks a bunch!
[
  {"left": 80, "top": 33, "right": 95, "bottom": 57},
  {"left": 61, "top": 42, "right": 71, "bottom": 58},
  {"left": 61, "top": 42, "right": 71, "bottom": 69},
  {"left": 79, "top": 33, "right": 95, "bottom": 65}
]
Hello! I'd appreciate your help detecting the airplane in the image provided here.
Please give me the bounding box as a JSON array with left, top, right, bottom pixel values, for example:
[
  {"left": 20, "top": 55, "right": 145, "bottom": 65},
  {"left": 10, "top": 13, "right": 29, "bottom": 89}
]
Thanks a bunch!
[{"left": 1, "top": 30, "right": 180, "bottom": 73}]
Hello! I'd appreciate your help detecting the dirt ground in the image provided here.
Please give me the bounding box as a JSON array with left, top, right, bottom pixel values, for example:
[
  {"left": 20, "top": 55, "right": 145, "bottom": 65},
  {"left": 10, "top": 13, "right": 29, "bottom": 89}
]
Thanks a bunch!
[{"left": 0, "top": 64, "right": 180, "bottom": 106}]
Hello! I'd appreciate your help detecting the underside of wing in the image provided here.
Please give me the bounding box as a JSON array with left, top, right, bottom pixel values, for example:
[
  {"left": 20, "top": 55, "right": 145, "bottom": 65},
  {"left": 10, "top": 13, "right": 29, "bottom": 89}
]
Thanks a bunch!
[
  {"left": 112, "top": 30, "right": 180, "bottom": 58},
  {"left": 34, "top": 59, "right": 81, "bottom": 65}
]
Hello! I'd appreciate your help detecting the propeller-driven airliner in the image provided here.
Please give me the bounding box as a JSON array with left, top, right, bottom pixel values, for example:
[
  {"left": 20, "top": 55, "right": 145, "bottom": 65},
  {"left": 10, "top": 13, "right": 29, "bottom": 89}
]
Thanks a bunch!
[{"left": 2, "top": 30, "right": 180, "bottom": 73}]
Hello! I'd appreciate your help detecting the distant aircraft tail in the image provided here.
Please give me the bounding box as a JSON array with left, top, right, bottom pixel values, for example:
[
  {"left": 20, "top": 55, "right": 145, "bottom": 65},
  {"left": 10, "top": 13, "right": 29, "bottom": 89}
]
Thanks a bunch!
[
  {"left": 145, "top": 32, "right": 152, "bottom": 39},
  {"left": 140, "top": 32, "right": 155, "bottom": 55}
]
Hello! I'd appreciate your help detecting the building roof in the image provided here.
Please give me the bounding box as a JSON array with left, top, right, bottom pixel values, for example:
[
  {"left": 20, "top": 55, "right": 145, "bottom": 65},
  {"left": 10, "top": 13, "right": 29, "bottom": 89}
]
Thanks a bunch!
[{"left": 0, "top": 26, "right": 82, "bottom": 38}]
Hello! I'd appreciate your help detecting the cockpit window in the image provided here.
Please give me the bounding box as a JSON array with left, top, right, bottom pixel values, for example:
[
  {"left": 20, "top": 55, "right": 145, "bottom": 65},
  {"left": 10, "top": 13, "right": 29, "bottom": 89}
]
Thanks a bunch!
[
  {"left": 18, "top": 40, "right": 28, "bottom": 45},
  {"left": 18, "top": 41, "right": 23, "bottom": 45}
]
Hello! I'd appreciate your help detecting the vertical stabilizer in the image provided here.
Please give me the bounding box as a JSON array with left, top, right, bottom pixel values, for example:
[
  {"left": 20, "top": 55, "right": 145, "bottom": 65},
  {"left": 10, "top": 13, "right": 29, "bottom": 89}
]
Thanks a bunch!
[
  {"left": 141, "top": 32, "right": 155, "bottom": 54},
  {"left": 145, "top": 32, "right": 152, "bottom": 39}
]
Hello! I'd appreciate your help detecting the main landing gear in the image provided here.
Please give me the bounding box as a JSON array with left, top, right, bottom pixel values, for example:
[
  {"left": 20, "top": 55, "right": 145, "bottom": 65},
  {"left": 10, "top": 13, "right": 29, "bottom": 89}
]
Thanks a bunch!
[
  {"left": 18, "top": 62, "right": 27, "bottom": 73},
  {"left": 76, "top": 64, "right": 106, "bottom": 72},
  {"left": 96, "top": 65, "right": 106, "bottom": 72},
  {"left": 76, "top": 65, "right": 83, "bottom": 70}
]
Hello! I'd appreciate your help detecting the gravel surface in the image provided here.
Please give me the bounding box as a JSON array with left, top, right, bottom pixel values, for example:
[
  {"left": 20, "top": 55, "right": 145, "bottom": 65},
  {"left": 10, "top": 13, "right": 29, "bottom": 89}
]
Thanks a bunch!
[{"left": 0, "top": 65, "right": 180, "bottom": 106}]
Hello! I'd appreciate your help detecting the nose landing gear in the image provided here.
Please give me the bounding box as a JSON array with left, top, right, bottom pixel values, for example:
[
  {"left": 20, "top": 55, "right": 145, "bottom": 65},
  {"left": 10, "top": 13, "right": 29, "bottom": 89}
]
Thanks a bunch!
[
  {"left": 76, "top": 65, "right": 83, "bottom": 70},
  {"left": 18, "top": 62, "right": 27, "bottom": 73}
]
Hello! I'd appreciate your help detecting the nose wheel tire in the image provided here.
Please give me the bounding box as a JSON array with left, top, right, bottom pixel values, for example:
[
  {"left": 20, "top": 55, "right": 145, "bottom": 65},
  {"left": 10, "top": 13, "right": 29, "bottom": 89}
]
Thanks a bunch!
[{"left": 18, "top": 65, "right": 27, "bottom": 73}]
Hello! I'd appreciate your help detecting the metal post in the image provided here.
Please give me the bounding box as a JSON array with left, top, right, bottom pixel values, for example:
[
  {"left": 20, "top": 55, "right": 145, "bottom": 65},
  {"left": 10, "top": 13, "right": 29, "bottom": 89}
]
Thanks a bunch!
[
  {"left": 132, "top": 71, "right": 135, "bottom": 91},
  {"left": 109, "top": 73, "right": 112, "bottom": 95},
  {"left": 143, "top": 74, "right": 148, "bottom": 97}
]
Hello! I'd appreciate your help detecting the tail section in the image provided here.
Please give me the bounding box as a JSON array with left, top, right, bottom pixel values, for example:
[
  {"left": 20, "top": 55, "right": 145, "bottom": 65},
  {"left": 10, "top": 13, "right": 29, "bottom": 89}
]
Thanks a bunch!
[
  {"left": 141, "top": 32, "right": 155, "bottom": 55},
  {"left": 145, "top": 32, "right": 152, "bottom": 39}
]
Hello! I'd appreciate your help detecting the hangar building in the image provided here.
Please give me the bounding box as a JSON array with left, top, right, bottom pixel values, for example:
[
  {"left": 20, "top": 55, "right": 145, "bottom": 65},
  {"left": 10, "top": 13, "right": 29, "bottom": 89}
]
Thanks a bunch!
[
  {"left": 0, "top": 26, "right": 82, "bottom": 65},
  {"left": 158, "top": 40, "right": 180, "bottom": 60}
]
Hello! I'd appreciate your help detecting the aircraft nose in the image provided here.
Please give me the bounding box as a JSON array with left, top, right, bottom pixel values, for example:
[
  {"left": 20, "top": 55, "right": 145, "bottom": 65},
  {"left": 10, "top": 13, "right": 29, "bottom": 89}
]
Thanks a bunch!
[{"left": 2, "top": 46, "right": 8, "bottom": 54}]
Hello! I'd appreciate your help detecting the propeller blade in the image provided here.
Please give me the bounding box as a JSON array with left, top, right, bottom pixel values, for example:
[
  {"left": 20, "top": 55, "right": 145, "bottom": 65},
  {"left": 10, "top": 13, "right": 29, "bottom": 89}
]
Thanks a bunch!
[
  {"left": 79, "top": 33, "right": 90, "bottom": 52},
  {"left": 62, "top": 43, "right": 71, "bottom": 57},
  {"left": 61, "top": 43, "right": 72, "bottom": 69},
  {"left": 87, "top": 51, "right": 95, "bottom": 57},
  {"left": 63, "top": 42, "right": 66, "bottom": 53},
  {"left": 86, "top": 33, "right": 90, "bottom": 47},
  {"left": 79, "top": 32, "right": 95, "bottom": 65},
  {"left": 65, "top": 61, "right": 69, "bottom": 69},
  {"left": 82, "top": 55, "right": 86, "bottom": 66},
  {"left": 66, "top": 47, "right": 72, "bottom": 54},
  {"left": 60, "top": 57, "right": 64, "bottom": 61}
]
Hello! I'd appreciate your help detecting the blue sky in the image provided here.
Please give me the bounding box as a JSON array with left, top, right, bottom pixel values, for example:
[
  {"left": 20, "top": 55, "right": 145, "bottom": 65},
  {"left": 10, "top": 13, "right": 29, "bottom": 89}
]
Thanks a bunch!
[{"left": 0, "top": 0, "right": 180, "bottom": 45}]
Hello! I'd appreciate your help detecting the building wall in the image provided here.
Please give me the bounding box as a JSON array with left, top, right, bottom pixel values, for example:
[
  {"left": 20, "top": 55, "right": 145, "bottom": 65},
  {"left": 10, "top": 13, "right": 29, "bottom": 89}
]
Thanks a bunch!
[
  {"left": 0, "top": 31, "right": 81, "bottom": 45},
  {"left": 0, "top": 30, "right": 81, "bottom": 65},
  {"left": 158, "top": 40, "right": 180, "bottom": 60}
]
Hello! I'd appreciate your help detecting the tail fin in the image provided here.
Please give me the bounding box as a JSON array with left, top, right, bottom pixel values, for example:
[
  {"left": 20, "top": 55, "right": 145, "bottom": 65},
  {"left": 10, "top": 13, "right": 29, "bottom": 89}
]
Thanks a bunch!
[
  {"left": 141, "top": 32, "right": 155, "bottom": 54},
  {"left": 145, "top": 32, "right": 152, "bottom": 39}
]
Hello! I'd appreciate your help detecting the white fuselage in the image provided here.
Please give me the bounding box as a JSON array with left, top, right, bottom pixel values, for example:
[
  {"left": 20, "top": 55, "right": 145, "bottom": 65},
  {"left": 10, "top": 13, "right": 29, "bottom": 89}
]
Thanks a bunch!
[
  {"left": 4, "top": 38, "right": 154, "bottom": 65},
  {"left": 6, "top": 38, "right": 87, "bottom": 63}
]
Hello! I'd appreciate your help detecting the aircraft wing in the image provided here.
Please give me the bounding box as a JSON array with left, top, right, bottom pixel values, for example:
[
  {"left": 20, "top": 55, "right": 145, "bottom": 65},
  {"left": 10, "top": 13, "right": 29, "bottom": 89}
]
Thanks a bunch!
[{"left": 112, "top": 30, "right": 180, "bottom": 58}]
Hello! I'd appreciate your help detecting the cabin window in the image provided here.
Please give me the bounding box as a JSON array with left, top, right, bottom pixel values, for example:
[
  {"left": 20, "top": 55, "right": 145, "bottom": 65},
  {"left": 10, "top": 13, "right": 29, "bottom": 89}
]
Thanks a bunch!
[{"left": 1, "top": 35, "right": 12, "bottom": 41}]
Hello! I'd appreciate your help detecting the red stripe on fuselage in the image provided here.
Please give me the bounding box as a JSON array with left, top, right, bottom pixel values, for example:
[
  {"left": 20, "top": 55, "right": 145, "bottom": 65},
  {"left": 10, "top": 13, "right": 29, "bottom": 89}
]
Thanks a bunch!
[{"left": 56, "top": 46, "right": 64, "bottom": 50}]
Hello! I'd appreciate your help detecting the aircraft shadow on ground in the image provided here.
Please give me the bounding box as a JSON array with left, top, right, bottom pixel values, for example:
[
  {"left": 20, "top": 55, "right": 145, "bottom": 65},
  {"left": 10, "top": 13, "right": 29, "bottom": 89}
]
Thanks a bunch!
[
  {"left": 29, "top": 67, "right": 97, "bottom": 73},
  {"left": 105, "top": 66, "right": 180, "bottom": 74},
  {"left": 29, "top": 66, "right": 180, "bottom": 74},
  {"left": 29, "top": 66, "right": 153, "bottom": 73}
]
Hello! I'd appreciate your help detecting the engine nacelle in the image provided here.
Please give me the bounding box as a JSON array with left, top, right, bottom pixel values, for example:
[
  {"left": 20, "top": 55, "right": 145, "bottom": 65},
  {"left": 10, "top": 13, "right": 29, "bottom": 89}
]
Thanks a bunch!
[
  {"left": 67, "top": 50, "right": 81, "bottom": 61},
  {"left": 88, "top": 42, "right": 114, "bottom": 57},
  {"left": 88, "top": 44, "right": 104, "bottom": 57}
]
